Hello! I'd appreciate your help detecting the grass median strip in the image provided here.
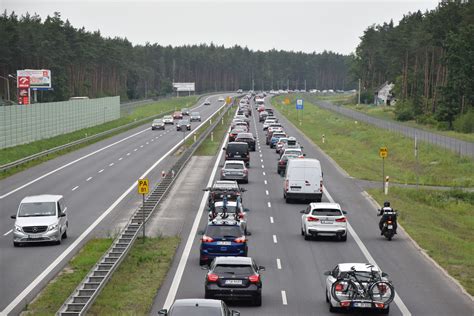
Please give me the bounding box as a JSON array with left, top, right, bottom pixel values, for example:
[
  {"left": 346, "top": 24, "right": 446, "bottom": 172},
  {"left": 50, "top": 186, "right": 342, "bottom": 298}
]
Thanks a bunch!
[
  {"left": 22, "top": 238, "right": 113, "bottom": 316},
  {"left": 272, "top": 95, "right": 473, "bottom": 187},
  {"left": 88, "top": 236, "right": 179, "bottom": 315},
  {"left": 369, "top": 188, "right": 474, "bottom": 296},
  {"left": 0, "top": 96, "right": 197, "bottom": 180}
]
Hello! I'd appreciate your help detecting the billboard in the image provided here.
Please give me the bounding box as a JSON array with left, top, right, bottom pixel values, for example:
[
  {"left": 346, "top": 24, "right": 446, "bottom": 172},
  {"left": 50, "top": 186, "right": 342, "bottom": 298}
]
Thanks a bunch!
[
  {"left": 17, "top": 69, "right": 51, "bottom": 89},
  {"left": 173, "top": 82, "right": 195, "bottom": 92}
]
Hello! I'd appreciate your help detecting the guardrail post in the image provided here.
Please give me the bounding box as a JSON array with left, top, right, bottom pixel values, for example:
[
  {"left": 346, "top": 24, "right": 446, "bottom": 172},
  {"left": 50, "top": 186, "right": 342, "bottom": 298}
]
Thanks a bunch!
[{"left": 211, "top": 132, "right": 214, "bottom": 142}]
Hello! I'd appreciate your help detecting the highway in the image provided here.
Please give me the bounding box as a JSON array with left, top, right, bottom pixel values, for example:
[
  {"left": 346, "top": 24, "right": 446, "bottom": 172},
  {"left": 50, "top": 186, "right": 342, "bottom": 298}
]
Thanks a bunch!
[
  {"left": 151, "top": 97, "right": 473, "bottom": 315},
  {"left": 0, "top": 94, "right": 231, "bottom": 315}
]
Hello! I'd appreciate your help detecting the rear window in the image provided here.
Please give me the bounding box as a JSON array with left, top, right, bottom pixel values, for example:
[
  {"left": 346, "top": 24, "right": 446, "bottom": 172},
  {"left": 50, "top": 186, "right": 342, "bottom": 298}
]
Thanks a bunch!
[
  {"left": 191, "top": 112, "right": 199, "bottom": 116},
  {"left": 205, "top": 225, "right": 243, "bottom": 238},
  {"left": 169, "top": 306, "right": 222, "bottom": 316},
  {"left": 227, "top": 143, "right": 248, "bottom": 153},
  {"left": 214, "top": 264, "right": 253, "bottom": 275},
  {"left": 225, "top": 163, "right": 244, "bottom": 169},
  {"left": 312, "top": 209, "right": 342, "bottom": 216}
]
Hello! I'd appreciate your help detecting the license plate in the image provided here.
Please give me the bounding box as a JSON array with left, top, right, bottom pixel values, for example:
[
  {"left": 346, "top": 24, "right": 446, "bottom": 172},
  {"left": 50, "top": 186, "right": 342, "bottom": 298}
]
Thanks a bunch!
[
  {"left": 225, "top": 279, "right": 243, "bottom": 285},
  {"left": 387, "top": 225, "right": 393, "bottom": 229},
  {"left": 217, "top": 241, "right": 231, "bottom": 245},
  {"left": 290, "top": 187, "right": 301, "bottom": 191},
  {"left": 353, "top": 302, "right": 372, "bottom": 308},
  {"left": 321, "top": 220, "right": 334, "bottom": 224},
  {"left": 29, "top": 235, "right": 42, "bottom": 239}
]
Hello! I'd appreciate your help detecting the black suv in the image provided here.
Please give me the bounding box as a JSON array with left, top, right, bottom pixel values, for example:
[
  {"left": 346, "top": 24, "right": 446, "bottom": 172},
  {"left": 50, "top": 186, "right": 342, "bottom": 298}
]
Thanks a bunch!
[
  {"left": 205, "top": 256, "right": 265, "bottom": 306},
  {"left": 235, "top": 133, "right": 256, "bottom": 151},
  {"left": 223, "top": 142, "right": 250, "bottom": 166}
]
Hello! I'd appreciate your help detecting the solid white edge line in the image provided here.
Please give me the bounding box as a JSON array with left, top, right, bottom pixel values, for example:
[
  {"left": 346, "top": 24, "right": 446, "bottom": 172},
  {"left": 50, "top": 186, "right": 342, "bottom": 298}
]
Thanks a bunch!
[
  {"left": 273, "top": 235, "right": 278, "bottom": 243},
  {"left": 281, "top": 290, "right": 288, "bottom": 305},
  {"left": 276, "top": 258, "right": 282, "bottom": 269},
  {"left": 163, "top": 105, "right": 235, "bottom": 310},
  {"left": 323, "top": 187, "right": 412, "bottom": 316},
  {"left": 1, "top": 97, "right": 229, "bottom": 316},
  {"left": 3, "top": 229, "right": 12, "bottom": 236}
]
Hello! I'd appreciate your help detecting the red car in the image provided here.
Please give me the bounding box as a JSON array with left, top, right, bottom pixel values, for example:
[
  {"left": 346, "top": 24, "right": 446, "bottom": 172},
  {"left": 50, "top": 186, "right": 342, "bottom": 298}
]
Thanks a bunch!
[{"left": 173, "top": 111, "right": 183, "bottom": 119}]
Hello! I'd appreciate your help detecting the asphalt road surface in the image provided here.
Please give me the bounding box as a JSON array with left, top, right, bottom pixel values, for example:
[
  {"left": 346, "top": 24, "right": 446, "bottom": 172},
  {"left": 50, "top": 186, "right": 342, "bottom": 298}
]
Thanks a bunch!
[
  {"left": 0, "top": 93, "right": 231, "bottom": 315},
  {"left": 151, "top": 97, "right": 473, "bottom": 315}
]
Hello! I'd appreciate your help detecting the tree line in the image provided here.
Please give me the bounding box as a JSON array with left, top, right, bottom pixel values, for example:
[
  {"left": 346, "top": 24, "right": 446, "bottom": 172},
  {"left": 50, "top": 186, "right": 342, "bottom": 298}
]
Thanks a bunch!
[
  {"left": 0, "top": 11, "right": 353, "bottom": 103},
  {"left": 351, "top": 1, "right": 473, "bottom": 131}
]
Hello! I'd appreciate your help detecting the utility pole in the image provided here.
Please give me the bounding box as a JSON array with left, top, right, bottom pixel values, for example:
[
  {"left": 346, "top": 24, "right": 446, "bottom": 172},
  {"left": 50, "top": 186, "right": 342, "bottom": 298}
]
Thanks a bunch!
[
  {"left": 287, "top": 79, "right": 289, "bottom": 91},
  {"left": 304, "top": 79, "right": 307, "bottom": 92},
  {"left": 252, "top": 78, "right": 255, "bottom": 91},
  {"left": 358, "top": 78, "right": 361, "bottom": 105}
]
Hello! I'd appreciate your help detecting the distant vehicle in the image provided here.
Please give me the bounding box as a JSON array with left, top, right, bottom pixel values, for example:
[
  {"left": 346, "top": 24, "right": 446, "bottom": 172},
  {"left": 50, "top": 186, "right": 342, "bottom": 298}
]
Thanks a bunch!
[
  {"left": 205, "top": 180, "right": 246, "bottom": 207},
  {"left": 220, "top": 160, "right": 248, "bottom": 183},
  {"left": 275, "top": 137, "right": 289, "bottom": 154},
  {"left": 11, "top": 195, "right": 68, "bottom": 246},
  {"left": 181, "top": 108, "right": 190, "bottom": 115},
  {"left": 173, "top": 111, "right": 183, "bottom": 120},
  {"left": 224, "top": 142, "right": 250, "bottom": 166},
  {"left": 284, "top": 158, "right": 323, "bottom": 203},
  {"left": 259, "top": 111, "right": 269, "bottom": 122},
  {"left": 270, "top": 132, "right": 287, "bottom": 148},
  {"left": 158, "top": 299, "right": 240, "bottom": 316},
  {"left": 277, "top": 153, "right": 300, "bottom": 175},
  {"left": 163, "top": 115, "right": 174, "bottom": 124},
  {"left": 151, "top": 119, "right": 165, "bottom": 130},
  {"left": 228, "top": 127, "right": 247, "bottom": 142},
  {"left": 69, "top": 96, "right": 89, "bottom": 100},
  {"left": 263, "top": 119, "right": 278, "bottom": 130},
  {"left": 300, "top": 202, "right": 347, "bottom": 241},
  {"left": 237, "top": 89, "right": 243, "bottom": 93},
  {"left": 235, "top": 132, "right": 256, "bottom": 151},
  {"left": 204, "top": 257, "right": 264, "bottom": 306},
  {"left": 218, "top": 97, "right": 225, "bottom": 102},
  {"left": 189, "top": 111, "right": 201, "bottom": 122},
  {"left": 204, "top": 100, "right": 211, "bottom": 105},
  {"left": 176, "top": 119, "right": 191, "bottom": 131}
]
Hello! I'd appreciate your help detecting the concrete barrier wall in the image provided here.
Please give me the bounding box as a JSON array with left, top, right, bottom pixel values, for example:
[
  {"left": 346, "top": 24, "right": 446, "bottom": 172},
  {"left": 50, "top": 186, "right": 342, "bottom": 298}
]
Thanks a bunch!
[{"left": 0, "top": 96, "right": 120, "bottom": 149}]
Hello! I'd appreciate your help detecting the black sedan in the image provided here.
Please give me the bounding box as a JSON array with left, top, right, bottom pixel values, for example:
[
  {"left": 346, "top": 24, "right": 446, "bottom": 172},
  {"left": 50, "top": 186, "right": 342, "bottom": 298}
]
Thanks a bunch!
[
  {"left": 176, "top": 119, "right": 191, "bottom": 131},
  {"left": 235, "top": 132, "right": 256, "bottom": 151},
  {"left": 205, "top": 256, "right": 264, "bottom": 306}
]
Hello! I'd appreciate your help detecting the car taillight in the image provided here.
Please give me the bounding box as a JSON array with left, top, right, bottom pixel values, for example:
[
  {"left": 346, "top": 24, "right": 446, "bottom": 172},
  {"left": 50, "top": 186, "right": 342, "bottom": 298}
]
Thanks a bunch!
[
  {"left": 335, "top": 283, "right": 344, "bottom": 291},
  {"left": 207, "top": 273, "right": 219, "bottom": 282},
  {"left": 285, "top": 180, "right": 288, "bottom": 191},
  {"left": 377, "top": 284, "right": 388, "bottom": 294},
  {"left": 375, "top": 302, "right": 385, "bottom": 309},
  {"left": 248, "top": 274, "right": 260, "bottom": 283},
  {"left": 320, "top": 180, "right": 323, "bottom": 192},
  {"left": 387, "top": 220, "right": 392, "bottom": 224},
  {"left": 238, "top": 212, "right": 244, "bottom": 219},
  {"left": 340, "top": 301, "right": 351, "bottom": 307},
  {"left": 279, "top": 160, "right": 285, "bottom": 165},
  {"left": 336, "top": 217, "right": 346, "bottom": 222},
  {"left": 243, "top": 169, "right": 248, "bottom": 175},
  {"left": 234, "top": 236, "right": 246, "bottom": 243},
  {"left": 202, "top": 235, "right": 213, "bottom": 243},
  {"left": 307, "top": 216, "right": 319, "bottom": 222}
]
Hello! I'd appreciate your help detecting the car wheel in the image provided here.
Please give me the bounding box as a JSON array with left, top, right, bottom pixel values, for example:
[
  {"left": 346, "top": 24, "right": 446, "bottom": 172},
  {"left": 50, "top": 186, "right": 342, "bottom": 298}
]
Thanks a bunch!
[
  {"left": 253, "top": 295, "right": 262, "bottom": 306},
  {"left": 301, "top": 227, "right": 304, "bottom": 236},
  {"left": 329, "top": 304, "right": 339, "bottom": 313},
  {"left": 204, "top": 291, "right": 213, "bottom": 300},
  {"left": 304, "top": 230, "right": 311, "bottom": 241},
  {"left": 380, "top": 306, "right": 390, "bottom": 314},
  {"left": 326, "top": 290, "right": 330, "bottom": 302},
  {"left": 199, "top": 258, "right": 206, "bottom": 266},
  {"left": 13, "top": 242, "right": 20, "bottom": 247},
  {"left": 340, "top": 234, "right": 347, "bottom": 242}
]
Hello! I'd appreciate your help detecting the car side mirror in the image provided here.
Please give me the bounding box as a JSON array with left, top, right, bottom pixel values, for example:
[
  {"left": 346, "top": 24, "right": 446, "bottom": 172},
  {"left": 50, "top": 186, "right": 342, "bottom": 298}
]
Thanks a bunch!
[
  {"left": 323, "top": 271, "right": 332, "bottom": 276},
  {"left": 244, "top": 208, "right": 250, "bottom": 212},
  {"left": 303, "top": 154, "right": 306, "bottom": 157},
  {"left": 158, "top": 309, "right": 168, "bottom": 315},
  {"left": 198, "top": 230, "right": 204, "bottom": 235},
  {"left": 300, "top": 210, "right": 305, "bottom": 214},
  {"left": 246, "top": 231, "right": 252, "bottom": 236},
  {"left": 382, "top": 272, "right": 389, "bottom": 277},
  {"left": 342, "top": 210, "right": 347, "bottom": 214},
  {"left": 259, "top": 266, "right": 265, "bottom": 271},
  {"left": 231, "top": 311, "right": 240, "bottom": 316},
  {"left": 59, "top": 213, "right": 66, "bottom": 217},
  {"left": 11, "top": 215, "right": 16, "bottom": 219},
  {"left": 222, "top": 147, "right": 226, "bottom": 150}
]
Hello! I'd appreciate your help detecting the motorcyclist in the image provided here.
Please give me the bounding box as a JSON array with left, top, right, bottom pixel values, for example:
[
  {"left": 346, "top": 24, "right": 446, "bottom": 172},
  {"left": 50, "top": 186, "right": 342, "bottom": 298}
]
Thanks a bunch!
[{"left": 377, "top": 201, "right": 397, "bottom": 235}]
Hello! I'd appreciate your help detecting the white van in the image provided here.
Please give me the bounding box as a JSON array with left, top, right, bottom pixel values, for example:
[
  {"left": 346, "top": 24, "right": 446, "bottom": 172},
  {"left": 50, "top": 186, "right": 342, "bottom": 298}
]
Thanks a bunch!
[{"left": 284, "top": 158, "right": 323, "bottom": 203}]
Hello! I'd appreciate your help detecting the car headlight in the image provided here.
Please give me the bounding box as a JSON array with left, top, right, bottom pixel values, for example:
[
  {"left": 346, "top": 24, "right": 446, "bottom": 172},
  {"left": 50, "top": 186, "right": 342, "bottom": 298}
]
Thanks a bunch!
[
  {"left": 15, "top": 225, "right": 22, "bottom": 232},
  {"left": 48, "top": 223, "right": 58, "bottom": 231}
]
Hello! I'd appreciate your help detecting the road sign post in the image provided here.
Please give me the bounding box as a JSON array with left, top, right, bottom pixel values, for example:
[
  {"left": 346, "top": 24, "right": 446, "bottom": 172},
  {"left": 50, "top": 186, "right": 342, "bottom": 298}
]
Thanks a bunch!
[
  {"left": 379, "top": 147, "right": 388, "bottom": 192},
  {"left": 296, "top": 99, "right": 304, "bottom": 125},
  {"left": 137, "top": 179, "right": 149, "bottom": 241}
]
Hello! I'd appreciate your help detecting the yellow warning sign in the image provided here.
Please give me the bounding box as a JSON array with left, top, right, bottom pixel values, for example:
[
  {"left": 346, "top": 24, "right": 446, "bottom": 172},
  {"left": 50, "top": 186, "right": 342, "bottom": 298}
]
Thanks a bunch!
[
  {"left": 379, "top": 147, "right": 388, "bottom": 158},
  {"left": 137, "top": 179, "right": 149, "bottom": 195},
  {"left": 226, "top": 96, "right": 232, "bottom": 104},
  {"left": 284, "top": 97, "right": 290, "bottom": 105}
]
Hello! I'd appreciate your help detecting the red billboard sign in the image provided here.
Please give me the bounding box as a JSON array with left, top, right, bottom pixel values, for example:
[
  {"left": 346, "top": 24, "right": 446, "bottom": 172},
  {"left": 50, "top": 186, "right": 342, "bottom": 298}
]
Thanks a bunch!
[{"left": 18, "top": 76, "right": 30, "bottom": 88}]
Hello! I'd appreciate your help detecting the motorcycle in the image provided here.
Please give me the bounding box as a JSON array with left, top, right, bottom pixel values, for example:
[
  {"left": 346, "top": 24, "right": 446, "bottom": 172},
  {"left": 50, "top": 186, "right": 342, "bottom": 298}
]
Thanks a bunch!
[{"left": 378, "top": 210, "right": 398, "bottom": 241}]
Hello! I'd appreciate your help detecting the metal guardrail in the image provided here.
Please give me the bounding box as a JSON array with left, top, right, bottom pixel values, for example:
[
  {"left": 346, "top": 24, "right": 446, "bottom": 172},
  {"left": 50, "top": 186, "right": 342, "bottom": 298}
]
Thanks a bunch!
[
  {"left": 0, "top": 94, "right": 215, "bottom": 173},
  {"left": 56, "top": 98, "right": 236, "bottom": 316}
]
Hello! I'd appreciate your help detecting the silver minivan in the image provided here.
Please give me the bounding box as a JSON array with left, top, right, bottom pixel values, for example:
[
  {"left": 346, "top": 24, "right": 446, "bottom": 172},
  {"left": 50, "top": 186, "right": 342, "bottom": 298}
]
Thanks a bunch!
[{"left": 11, "top": 195, "right": 68, "bottom": 246}]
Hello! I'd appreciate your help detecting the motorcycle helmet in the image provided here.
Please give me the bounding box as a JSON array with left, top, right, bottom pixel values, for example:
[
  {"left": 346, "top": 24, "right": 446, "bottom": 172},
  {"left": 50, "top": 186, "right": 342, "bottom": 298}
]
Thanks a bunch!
[{"left": 384, "top": 201, "right": 391, "bottom": 207}]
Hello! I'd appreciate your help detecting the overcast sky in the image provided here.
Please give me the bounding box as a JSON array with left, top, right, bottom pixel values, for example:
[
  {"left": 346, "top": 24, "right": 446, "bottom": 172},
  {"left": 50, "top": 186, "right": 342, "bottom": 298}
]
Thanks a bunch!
[{"left": 3, "top": 0, "right": 439, "bottom": 55}]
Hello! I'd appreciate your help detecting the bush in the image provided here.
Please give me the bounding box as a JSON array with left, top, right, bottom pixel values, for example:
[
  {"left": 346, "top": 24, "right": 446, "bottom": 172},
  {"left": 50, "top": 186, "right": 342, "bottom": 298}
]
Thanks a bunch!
[
  {"left": 453, "top": 111, "right": 474, "bottom": 133},
  {"left": 394, "top": 100, "right": 416, "bottom": 121},
  {"left": 416, "top": 114, "right": 437, "bottom": 126}
]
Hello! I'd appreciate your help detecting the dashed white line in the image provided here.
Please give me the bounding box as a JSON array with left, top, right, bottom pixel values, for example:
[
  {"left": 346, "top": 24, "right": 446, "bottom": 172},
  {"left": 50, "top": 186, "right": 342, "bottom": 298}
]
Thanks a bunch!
[
  {"left": 140, "top": 145, "right": 144, "bottom": 148},
  {"left": 276, "top": 258, "right": 282, "bottom": 269},
  {"left": 98, "top": 169, "right": 104, "bottom": 173},
  {"left": 264, "top": 180, "right": 268, "bottom": 185},
  {"left": 260, "top": 154, "right": 263, "bottom": 158},
  {"left": 268, "top": 202, "right": 272, "bottom": 208},
  {"left": 119, "top": 157, "right": 123, "bottom": 161},
  {"left": 4, "top": 229, "right": 12, "bottom": 236},
  {"left": 134, "top": 148, "right": 138, "bottom": 151},
  {"left": 86, "top": 177, "right": 93, "bottom": 182},
  {"left": 263, "top": 171, "right": 266, "bottom": 176},
  {"left": 265, "top": 190, "right": 269, "bottom": 195},
  {"left": 261, "top": 159, "right": 264, "bottom": 163},
  {"left": 262, "top": 165, "right": 265, "bottom": 169},
  {"left": 109, "top": 163, "right": 114, "bottom": 167},
  {"left": 71, "top": 186, "right": 79, "bottom": 191},
  {"left": 281, "top": 290, "right": 288, "bottom": 305},
  {"left": 146, "top": 142, "right": 149, "bottom": 145},
  {"left": 273, "top": 235, "right": 277, "bottom": 243},
  {"left": 126, "top": 153, "right": 131, "bottom": 156},
  {"left": 270, "top": 216, "right": 274, "bottom": 223}
]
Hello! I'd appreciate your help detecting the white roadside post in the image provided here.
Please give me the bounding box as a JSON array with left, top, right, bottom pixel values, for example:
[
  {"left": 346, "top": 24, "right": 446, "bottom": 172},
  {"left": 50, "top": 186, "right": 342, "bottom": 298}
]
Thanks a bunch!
[{"left": 384, "top": 176, "right": 389, "bottom": 195}]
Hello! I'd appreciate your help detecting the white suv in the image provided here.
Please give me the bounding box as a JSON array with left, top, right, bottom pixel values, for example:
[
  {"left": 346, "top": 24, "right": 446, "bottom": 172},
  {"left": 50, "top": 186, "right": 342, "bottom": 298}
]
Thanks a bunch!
[
  {"left": 300, "top": 202, "right": 347, "bottom": 241},
  {"left": 11, "top": 195, "right": 69, "bottom": 246}
]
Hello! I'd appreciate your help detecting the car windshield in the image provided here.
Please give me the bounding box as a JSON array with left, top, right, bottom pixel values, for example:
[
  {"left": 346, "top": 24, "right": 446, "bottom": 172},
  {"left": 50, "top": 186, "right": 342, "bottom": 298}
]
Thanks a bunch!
[
  {"left": 191, "top": 112, "right": 199, "bottom": 116},
  {"left": 169, "top": 306, "right": 222, "bottom": 316},
  {"left": 205, "top": 225, "right": 243, "bottom": 238},
  {"left": 312, "top": 208, "right": 342, "bottom": 216},
  {"left": 214, "top": 264, "right": 253, "bottom": 275},
  {"left": 153, "top": 119, "right": 162, "bottom": 123},
  {"left": 225, "top": 163, "right": 244, "bottom": 169},
  {"left": 285, "top": 150, "right": 301, "bottom": 155},
  {"left": 18, "top": 202, "right": 56, "bottom": 217},
  {"left": 164, "top": 116, "right": 172, "bottom": 119}
]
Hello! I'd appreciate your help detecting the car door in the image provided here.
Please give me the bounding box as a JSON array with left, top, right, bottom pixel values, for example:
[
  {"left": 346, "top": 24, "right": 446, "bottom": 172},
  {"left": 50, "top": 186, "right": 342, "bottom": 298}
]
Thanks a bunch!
[
  {"left": 301, "top": 205, "right": 311, "bottom": 229},
  {"left": 58, "top": 198, "right": 67, "bottom": 232}
]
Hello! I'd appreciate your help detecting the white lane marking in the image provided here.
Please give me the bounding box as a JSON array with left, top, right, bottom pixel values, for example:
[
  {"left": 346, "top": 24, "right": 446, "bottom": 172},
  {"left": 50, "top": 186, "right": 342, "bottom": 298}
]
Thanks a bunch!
[
  {"left": 273, "top": 235, "right": 278, "bottom": 243},
  {"left": 0, "top": 127, "right": 151, "bottom": 200},
  {"left": 140, "top": 145, "right": 144, "bottom": 148},
  {"left": 126, "top": 153, "right": 131, "bottom": 156},
  {"left": 98, "top": 169, "right": 104, "bottom": 173},
  {"left": 276, "top": 258, "right": 282, "bottom": 269},
  {"left": 270, "top": 216, "right": 274, "bottom": 223},
  {"left": 1, "top": 98, "right": 230, "bottom": 316},
  {"left": 163, "top": 108, "right": 235, "bottom": 310},
  {"left": 4, "top": 229, "right": 12, "bottom": 236},
  {"left": 261, "top": 159, "right": 264, "bottom": 163},
  {"left": 264, "top": 180, "right": 267, "bottom": 185},
  {"left": 262, "top": 165, "right": 265, "bottom": 169},
  {"left": 146, "top": 142, "right": 149, "bottom": 145},
  {"left": 265, "top": 190, "right": 269, "bottom": 195},
  {"left": 259, "top": 150, "right": 262, "bottom": 153},
  {"left": 268, "top": 202, "right": 272, "bottom": 208},
  {"left": 260, "top": 154, "right": 263, "bottom": 158},
  {"left": 118, "top": 157, "right": 123, "bottom": 161},
  {"left": 134, "top": 148, "right": 138, "bottom": 151},
  {"left": 86, "top": 177, "right": 93, "bottom": 182},
  {"left": 109, "top": 163, "right": 114, "bottom": 167},
  {"left": 281, "top": 290, "right": 288, "bottom": 305},
  {"left": 71, "top": 186, "right": 79, "bottom": 191},
  {"left": 324, "top": 187, "right": 412, "bottom": 315},
  {"left": 263, "top": 171, "right": 266, "bottom": 176},
  {"left": 151, "top": 139, "right": 154, "bottom": 142}
]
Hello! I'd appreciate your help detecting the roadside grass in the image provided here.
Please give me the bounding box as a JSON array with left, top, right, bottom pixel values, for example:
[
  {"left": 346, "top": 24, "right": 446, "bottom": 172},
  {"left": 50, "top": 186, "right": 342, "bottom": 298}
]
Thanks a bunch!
[
  {"left": 22, "top": 238, "right": 113, "bottom": 316},
  {"left": 88, "top": 237, "right": 180, "bottom": 315},
  {"left": 272, "top": 95, "right": 474, "bottom": 187},
  {"left": 194, "top": 103, "right": 236, "bottom": 156},
  {"left": 369, "top": 188, "right": 474, "bottom": 296},
  {"left": 313, "top": 93, "right": 355, "bottom": 105},
  {"left": 0, "top": 97, "right": 198, "bottom": 180}
]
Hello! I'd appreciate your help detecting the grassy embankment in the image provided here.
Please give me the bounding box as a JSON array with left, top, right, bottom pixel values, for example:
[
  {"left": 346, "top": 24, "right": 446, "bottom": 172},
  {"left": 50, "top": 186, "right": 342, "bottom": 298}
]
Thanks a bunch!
[
  {"left": 23, "top": 237, "right": 179, "bottom": 315},
  {"left": 0, "top": 96, "right": 198, "bottom": 179},
  {"left": 273, "top": 94, "right": 473, "bottom": 296},
  {"left": 272, "top": 94, "right": 473, "bottom": 187}
]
